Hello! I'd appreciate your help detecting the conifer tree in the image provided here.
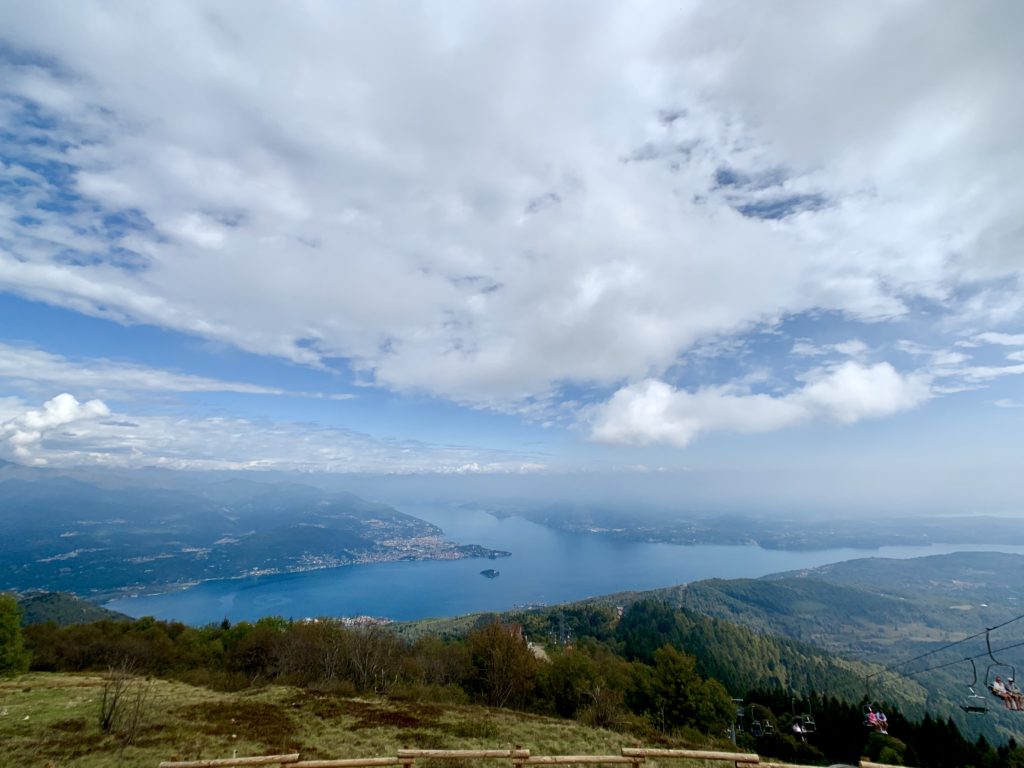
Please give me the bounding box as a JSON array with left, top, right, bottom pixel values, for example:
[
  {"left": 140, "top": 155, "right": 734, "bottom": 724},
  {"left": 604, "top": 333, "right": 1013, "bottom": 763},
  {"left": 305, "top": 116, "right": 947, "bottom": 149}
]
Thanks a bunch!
[{"left": 0, "top": 593, "right": 30, "bottom": 676}]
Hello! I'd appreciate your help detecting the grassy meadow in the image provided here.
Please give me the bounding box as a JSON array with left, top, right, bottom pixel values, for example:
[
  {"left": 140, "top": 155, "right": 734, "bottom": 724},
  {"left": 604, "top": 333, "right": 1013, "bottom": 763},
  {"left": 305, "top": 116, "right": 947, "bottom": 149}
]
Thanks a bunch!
[{"left": 0, "top": 673, "right": 739, "bottom": 768}]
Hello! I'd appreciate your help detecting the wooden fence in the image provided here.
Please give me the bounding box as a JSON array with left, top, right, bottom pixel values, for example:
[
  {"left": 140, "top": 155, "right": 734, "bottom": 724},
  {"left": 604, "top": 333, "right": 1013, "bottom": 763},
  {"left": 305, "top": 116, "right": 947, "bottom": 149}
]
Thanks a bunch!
[{"left": 157, "top": 747, "right": 904, "bottom": 768}]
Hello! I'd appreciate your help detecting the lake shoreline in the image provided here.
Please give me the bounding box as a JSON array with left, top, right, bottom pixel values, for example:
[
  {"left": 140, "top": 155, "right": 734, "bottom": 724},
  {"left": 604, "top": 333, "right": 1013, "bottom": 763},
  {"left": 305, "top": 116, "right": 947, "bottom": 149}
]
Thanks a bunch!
[
  {"left": 93, "top": 541, "right": 512, "bottom": 603},
  {"left": 105, "top": 506, "right": 1024, "bottom": 626}
]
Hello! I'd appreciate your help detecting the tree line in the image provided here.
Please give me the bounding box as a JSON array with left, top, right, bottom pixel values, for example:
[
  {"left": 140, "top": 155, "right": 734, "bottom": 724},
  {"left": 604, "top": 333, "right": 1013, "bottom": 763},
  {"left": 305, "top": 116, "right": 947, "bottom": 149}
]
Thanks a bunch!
[
  {"left": 15, "top": 610, "right": 736, "bottom": 733},
  {"left": 4, "top": 594, "right": 1024, "bottom": 767}
]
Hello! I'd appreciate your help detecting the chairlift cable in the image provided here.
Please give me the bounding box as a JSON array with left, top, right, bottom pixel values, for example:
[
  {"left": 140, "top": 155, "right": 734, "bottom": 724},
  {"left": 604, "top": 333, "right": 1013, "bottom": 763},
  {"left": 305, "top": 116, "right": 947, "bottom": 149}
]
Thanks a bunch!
[
  {"left": 866, "top": 629, "right": 989, "bottom": 679},
  {"left": 866, "top": 612, "right": 1024, "bottom": 680},
  {"left": 903, "top": 637, "right": 1024, "bottom": 678}
]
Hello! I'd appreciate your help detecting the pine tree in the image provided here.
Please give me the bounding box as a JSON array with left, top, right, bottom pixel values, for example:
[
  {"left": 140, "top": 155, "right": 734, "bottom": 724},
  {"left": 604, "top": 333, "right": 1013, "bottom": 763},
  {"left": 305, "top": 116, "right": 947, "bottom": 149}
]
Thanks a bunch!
[{"left": 0, "top": 593, "right": 30, "bottom": 676}]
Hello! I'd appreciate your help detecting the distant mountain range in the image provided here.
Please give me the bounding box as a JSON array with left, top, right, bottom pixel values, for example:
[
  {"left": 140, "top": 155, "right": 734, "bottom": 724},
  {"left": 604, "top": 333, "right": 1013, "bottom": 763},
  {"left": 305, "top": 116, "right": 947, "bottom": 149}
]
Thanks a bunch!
[
  {"left": 0, "top": 471, "right": 507, "bottom": 599},
  {"left": 482, "top": 501, "right": 1024, "bottom": 550}
]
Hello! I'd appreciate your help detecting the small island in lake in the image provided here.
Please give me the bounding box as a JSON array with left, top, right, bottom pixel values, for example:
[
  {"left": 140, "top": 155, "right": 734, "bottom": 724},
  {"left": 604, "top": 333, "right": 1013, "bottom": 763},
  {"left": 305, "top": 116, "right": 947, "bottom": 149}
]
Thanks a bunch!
[{"left": 480, "top": 569, "right": 500, "bottom": 579}]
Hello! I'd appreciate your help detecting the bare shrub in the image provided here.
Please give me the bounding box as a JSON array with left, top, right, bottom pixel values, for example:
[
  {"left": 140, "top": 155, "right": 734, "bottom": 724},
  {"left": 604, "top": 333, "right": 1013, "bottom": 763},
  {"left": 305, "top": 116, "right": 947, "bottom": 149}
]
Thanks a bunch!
[{"left": 99, "top": 657, "right": 153, "bottom": 745}]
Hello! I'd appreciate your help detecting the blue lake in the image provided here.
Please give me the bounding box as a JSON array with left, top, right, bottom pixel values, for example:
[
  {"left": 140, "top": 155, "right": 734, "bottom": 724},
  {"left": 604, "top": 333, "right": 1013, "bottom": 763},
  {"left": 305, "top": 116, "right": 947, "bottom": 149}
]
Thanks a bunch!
[{"left": 106, "top": 507, "right": 1024, "bottom": 625}]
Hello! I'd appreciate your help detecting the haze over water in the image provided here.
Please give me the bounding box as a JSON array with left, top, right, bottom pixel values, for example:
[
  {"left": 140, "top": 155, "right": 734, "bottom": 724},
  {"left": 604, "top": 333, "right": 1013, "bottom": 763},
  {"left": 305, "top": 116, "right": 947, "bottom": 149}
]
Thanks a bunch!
[{"left": 107, "top": 508, "right": 1024, "bottom": 625}]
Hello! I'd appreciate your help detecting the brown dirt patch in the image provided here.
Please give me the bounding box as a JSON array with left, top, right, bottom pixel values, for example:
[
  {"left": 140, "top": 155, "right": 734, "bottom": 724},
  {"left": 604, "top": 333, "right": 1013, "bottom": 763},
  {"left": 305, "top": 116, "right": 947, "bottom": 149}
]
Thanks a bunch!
[
  {"left": 49, "top": 717, "right": 88, "bottom": 733},
  {"left": 182, "top": 700, "right": 301, "bottom": 751},
  {"left": 350, "top": 707, "right": 424, "bottom": 730},
  {"left": 405, "top": 702, "right": 444, "bottom": 719},
  {"left": 288, "top": 693, "right": 351, "bottom": 719}
]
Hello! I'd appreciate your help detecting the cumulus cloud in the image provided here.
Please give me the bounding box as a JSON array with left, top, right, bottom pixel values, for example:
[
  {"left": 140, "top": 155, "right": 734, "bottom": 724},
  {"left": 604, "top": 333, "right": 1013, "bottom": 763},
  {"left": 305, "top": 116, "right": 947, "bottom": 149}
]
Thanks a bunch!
[
  {"left": 590, "top": 361, "right": 931, "bottom": 446},
  {"left": 797, "top": 361, "right": 931, "bottom": 424},
  {"left": 0, "top": 393, "right": 110, "bottom": 463},
  {"left": 0, "top": 1, "right": 1019, "bottom": 414}
]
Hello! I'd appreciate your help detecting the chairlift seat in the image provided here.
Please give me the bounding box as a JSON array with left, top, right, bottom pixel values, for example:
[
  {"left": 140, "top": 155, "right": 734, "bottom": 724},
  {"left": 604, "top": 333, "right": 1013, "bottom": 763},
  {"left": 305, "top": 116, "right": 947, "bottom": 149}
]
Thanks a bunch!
[
  {"left": 962, "top": 685, "right": 990, "bottom": 714},
  {"left": 801, "top": 714, "right": 817, "bottom": 734}
]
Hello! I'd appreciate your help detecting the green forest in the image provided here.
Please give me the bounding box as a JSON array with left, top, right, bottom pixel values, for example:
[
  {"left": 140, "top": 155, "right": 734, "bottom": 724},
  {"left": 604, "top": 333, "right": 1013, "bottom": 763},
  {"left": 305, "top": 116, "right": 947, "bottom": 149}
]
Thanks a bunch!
[{"left": 5, "top": 593, "right": 1024, "bottom": 767}]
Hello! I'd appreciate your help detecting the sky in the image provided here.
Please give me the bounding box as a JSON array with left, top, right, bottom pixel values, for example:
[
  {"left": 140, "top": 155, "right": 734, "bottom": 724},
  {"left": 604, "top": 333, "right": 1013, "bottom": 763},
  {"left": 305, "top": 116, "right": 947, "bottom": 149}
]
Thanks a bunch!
[{"left": 0, "top": 1, "right": 1022, "bottom": 512}]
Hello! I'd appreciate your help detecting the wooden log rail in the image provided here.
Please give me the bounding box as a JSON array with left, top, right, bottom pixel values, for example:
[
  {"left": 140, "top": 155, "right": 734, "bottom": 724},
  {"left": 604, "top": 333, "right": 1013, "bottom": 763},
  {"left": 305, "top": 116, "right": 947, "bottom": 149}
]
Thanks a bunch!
[
  {"left": 298, "top": 761, "right": 404, "bottom": 768},
  {"left": 159, "top": 756, "right": 301, "bottom": 768},
  {"left": 398, "top": 749, "right": 533, "bottom": 768},
  {"left": 159, "top": 747, "right": 905, "bottom": 768},
  {"left": 622, "top": 747, "right": 759, "bottom": 764},
  {"left": 520, "top": 758, "right": 639, "bottom": 767}
]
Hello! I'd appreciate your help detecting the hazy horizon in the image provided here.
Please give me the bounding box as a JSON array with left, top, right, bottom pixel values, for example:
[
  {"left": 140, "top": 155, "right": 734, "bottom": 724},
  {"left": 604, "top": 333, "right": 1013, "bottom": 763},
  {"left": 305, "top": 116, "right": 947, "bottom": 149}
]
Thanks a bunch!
[{"left": 3, "top": 460, "right": 1022, "bottom": 520}]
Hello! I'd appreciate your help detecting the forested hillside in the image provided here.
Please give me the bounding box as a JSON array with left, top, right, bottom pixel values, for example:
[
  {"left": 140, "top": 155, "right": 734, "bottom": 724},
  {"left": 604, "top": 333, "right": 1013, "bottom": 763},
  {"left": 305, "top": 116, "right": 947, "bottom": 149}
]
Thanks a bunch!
[
  {"left": 581, "top": 552, "right": 1024, "bottom": 746},
  {"left": 591, "top": 553, "right": 1024, "bottom": 659},
  {"left": 504, "top": 600, "right": 924, "bottom": 710},
  {"left": 17, "top": 592, "right": 129, "bottom": 627},
  {"left": 8, "top": 594, "right": 1024, "bottom": 767}
]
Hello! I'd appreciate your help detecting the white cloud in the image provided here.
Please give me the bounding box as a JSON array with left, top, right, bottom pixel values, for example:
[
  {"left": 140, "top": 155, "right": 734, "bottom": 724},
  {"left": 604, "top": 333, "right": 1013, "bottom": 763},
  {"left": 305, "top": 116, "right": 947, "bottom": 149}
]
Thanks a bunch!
[
  {"left": 0, "top": 343, "right": 280, "bottom": 395},
  {"left": 977, "top": 332, "right": 1024, "bottom": 346},
  {"left": 0, "top": 393, "right": 543, "bottom": 473},
  {"left": 791, "top": 338, "right": 868, "bottom": 358},
  {"left": 910, "top": 344, "right": 1024, "bottom": 391},
  {"left": 797, "top": 361, "right": 931, "bottom": 424},
  {"left": 0, "top": 1, "right": 1021, "bottom": 414},
  {"left": 955, "top": 363, "right": 1024, "bottom": 383},
  {"left": 929, "top": 350, "right": 969, "bottom": 367},
  {"left": 790, "top": 340, "right": 824, "bottom": 357},
  {"left": 831, "top": 340, "right": 869, "bottom": 358},
  {"left": 590, "top": 361, "right": 931, "bottom": 446},
  {"left": 0, "top": 393, "right": 110, "bottom": 463},
  {"left": 994, "top": 398, "right": 1024, "bottom": 409},
  {"left": 0, "top": 342, "right": 356, "bottom": 400}
]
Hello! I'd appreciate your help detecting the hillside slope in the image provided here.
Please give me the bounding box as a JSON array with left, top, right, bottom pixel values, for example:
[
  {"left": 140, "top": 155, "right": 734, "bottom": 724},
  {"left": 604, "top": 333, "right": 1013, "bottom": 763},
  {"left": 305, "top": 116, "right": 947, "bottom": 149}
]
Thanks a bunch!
[
  {"left": 17, "top": 592, "right": 130, "bottom": 627},
  {"left": 398, "top": 552, "right": 1024, "bottom": 745},
  {"left": 609, "top": 552, "right": 1024, "bottom": 745},
  {"left": 0, "top": 672, "right": 719, "bottom": 768},
  {"left": 603, "top": 552, "right": 1024, "bottom": 661}
]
